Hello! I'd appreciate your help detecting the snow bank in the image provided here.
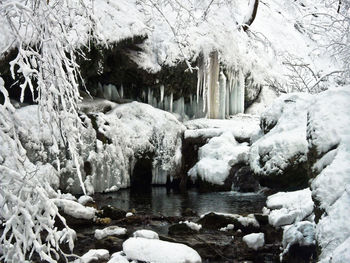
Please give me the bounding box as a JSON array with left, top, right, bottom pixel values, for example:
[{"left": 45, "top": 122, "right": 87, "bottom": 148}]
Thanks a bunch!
[
  {"left": 200, "top": 212, "right": 259, "bottom": 228},
  {"left": 52, "top": 199, "right": 95, "bottom": 220},
  {"left": 95, "top": 226, "right": 127, "bottom": 240},
  {"left": 255, "top": 87, "right": 350, "bottom": 261},
  {"left": 242, "top": 233, "right": 265, "bottom": 250},
  {"left": 123, "top": 237, "right": 202, "bottom": 263},
  {"left": 133, "top": 229, "right": 159, "bottom": 240},
  {"left": 188, "top": 132, "right": 249, "bottom": 185},
  {"left": 306, "top": 87, "right": 350, "bottom": 262},
  {"left": 266, "top": 189, "right": 313, "bottom": 227}
]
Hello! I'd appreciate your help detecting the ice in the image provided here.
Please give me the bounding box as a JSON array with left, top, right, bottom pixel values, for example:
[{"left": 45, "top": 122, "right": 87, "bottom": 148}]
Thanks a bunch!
[
  {"left": 266, "top": 189, "right": 314, "bottom": 227},
  {"left": 95, "top": 226, "right": 127, "bottom": 240},
  {"left": 133, "top": 229, "right": 159, "bottom": 239},
  {"left": 242, "top": 233, "right": 265, "bottom": 250},
  {"left": 123, "top": 237, "right": 202, "bottom": 263}
]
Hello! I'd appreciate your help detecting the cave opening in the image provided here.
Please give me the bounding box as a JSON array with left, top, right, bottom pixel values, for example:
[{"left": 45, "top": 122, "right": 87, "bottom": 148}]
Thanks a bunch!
[{"left": 130, "top": 157, "right": 153, "bottom": 192}]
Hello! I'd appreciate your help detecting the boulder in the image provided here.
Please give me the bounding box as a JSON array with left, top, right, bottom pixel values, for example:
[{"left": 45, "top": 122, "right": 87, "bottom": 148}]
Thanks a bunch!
[
  {"left": 101, "top": 205, "right": 126, "bottom": 220},
  {"left": 232, "top": 166, "right": 260, "bottom": 192}
]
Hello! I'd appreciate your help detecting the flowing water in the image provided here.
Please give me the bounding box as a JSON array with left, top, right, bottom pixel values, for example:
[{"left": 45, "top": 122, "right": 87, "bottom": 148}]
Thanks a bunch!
[{"left": 94, "top": 187, "right": 266, "bottom": 216}]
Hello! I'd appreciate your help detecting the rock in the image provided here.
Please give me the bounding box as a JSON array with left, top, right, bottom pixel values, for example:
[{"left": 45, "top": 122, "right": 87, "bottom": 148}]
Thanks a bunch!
[
  {"left": 168, "top": 222, "right": 199, "bottom": 236},
  {"left": 197, "top": 212, "right": 236, "bottom": 230},
  {"left": 101, "top": 205, "right": 126, "bottom": 220},
  {"left": 231, "top": 166, "right": 260, "bottom": 192},
  {"left": 95, "top": 217, "right": 112, "bottom": 225},
  {"left": 95, "top": 236, "right": 124, "bottom": 254},
  {"left": 254, "top": 214, "right": 269, "bottom": 226},
  {"left": 281, "top": 221, "right": 316, "bottom": 263},
  {"left": 242, "top": 233, "right": 265, "bottom": 250}
]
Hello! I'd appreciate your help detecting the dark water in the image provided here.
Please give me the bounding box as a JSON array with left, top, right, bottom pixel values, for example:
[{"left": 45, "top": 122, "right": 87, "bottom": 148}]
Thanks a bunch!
[{"left": 94, "top": 187, "right": 266, "bottom": 216}]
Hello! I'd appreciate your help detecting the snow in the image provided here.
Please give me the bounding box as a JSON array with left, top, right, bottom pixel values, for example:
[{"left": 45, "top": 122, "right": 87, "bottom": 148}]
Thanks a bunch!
[
  {"left": 179, "top": 221, "right": 202, "bottom": 232},
  {"left": 107, "top": 252, "right": 130, "bottom": 263},
  {"left": 77, "top": 249, "right": 110, "bottom": 263},
  {"left": 219, "top": 224, "right": 235, "bottom": 232},
  {"left": 242, "top": 233, "right": 265, "bottom": 250},
  {"left": 78, "top": 195, "right": 93, "bottom": 206},
  {"left": 245, "top": 86, "right": 278, "bottom": 115},
  {"left": 52, "top": 199, "right": 96, "bottom": 220},
  {"left": 125, "top": 212, "right": 133, "bottom": 217},
  {"left": 184, "top": 114, "right": 260, "bottom": 142},
  {"left": 281, "top": 221, "right": 315, "bottom": 260},
  {"left": 250, "top": 93, "right": 312, "bottom": 177},
  {"left": 95, "top": 226, "right": 127, "bottom": 240},
  {"left": 123, "top": 237, "right": 202, "bottom": 263},
  {"left": 306, "top": 87, "right": 350, "bottom": 262},
  {"left": 266, "top": 189, "right": 314, "bottom": 227},
  {"left": 188, "top": 132, "right": 249, "bottom": 185},
  {"left": 133, "top": 230, "right": 159, "bottom": 240}
]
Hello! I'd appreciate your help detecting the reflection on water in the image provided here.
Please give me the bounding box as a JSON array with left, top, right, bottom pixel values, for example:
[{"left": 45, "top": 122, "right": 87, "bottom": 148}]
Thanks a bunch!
[{"left": 94, "top": 187, "right": 266, "bottom": 216}]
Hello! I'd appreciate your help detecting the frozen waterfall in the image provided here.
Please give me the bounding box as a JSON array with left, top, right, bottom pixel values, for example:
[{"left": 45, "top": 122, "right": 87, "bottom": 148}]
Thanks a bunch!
[{"left": 96, "top": 51, "right": 248, "bottom": 119}]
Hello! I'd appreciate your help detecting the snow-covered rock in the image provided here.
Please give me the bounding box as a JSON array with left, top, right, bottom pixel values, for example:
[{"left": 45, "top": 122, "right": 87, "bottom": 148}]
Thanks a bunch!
[
  {"left": 94, "top": 226, "right": 127, "bottom": 240},
  {"left": 123, "top": 237, "right": 202, "bottom": 263},
  {"left": 77, "top": 249, "right": 110, "bottom": 263},
  {"left": 133, "top": 229, "right": 159, "bottom": 240},
  {"left": 78, "top": 195, "right": 93, "bottom": 206},
  {"left": 188, "top": 132, "right": 249, "bottom": 187},
  {"left": 249, "top": 93, "right": 312, "bottom": 189},
  {"left": 281, "top": 221, "right": 315, "bottom": 260},
  {"left": 242, "top": 233, "right": 265, "bottom": 250},
  {"left": 184, "top": 114, "right": 260, "bottom": 142},
  {"left": 179, "top": 221, "right": 202, "bottom": 232},
  {"left": 107, "top": 252, "right": 129, "bottom": 263},
  {"left": 52, "top": 199, "right": 96, "bottom": 220},
  {"left": 266, "top": 188, "right": 314, "bottom": 227}
]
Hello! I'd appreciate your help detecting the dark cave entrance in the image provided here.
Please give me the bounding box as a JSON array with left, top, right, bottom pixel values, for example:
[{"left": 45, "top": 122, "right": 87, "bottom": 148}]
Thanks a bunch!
[{"left": 130, "top": 157, "right": 153, "bottom": 191}]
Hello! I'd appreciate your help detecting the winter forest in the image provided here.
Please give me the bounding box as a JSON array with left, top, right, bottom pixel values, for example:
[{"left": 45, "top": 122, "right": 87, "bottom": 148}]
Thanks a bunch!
[{"left": 0, "top": 0, "right": 349, "bottom": 262}]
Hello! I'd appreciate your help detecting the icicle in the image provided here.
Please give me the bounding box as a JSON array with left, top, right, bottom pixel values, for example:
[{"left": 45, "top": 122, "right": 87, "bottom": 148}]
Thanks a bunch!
[
  {"left": 142, "top": 90, "right": 146, "bottom": 101},
  {"left": 218, "top": 71, "right": 226, "bottom": 119},
  {"left": 207, "top": 51, "right": 220, "bottom": 119},
  {"left": 120, "top": 84, "right": 124, "bottom": 99},
  {"left": 238, "top": 69, "right": 245, "bottom": 113},
  {"left": 160, "top": 85, "right": 164, "bottom": 103},
  {"left": 170, "top": 92, "right": 173, "bottom": 112},
  {"left": 147, "top": 88, "right": 152, "bottom": 104}
]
